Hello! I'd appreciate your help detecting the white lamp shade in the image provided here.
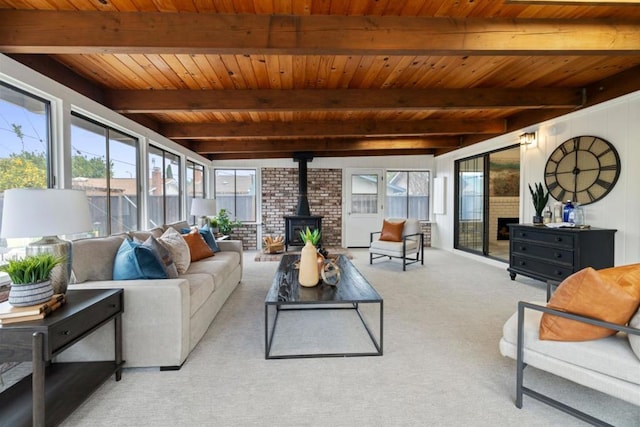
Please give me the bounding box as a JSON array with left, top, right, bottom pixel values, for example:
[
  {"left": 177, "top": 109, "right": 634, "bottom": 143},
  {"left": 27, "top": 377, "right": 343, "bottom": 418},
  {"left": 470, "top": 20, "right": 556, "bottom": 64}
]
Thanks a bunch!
[
  {"left": 190, "top": 198, "right": 217, "bottom": 217},
  {"left": 1, "top": 188, "right": 92, "bottom": 238}
]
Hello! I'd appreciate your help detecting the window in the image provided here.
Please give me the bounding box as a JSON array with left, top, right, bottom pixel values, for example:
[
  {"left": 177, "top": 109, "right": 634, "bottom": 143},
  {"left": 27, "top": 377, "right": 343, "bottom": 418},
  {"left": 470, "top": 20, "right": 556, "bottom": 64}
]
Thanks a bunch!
[
  {"left": 0, "top": 82, "right": 51, "bottom": 260},
  {"left": 214, "top": 169, "right": 256, "bottom": 222},
  {"left": 386, "top": 171, "right": 430, "bottom": 220},
  {"left": 186, "top": 160, "right": 206, "bottom": 224},
  {"left": 148, "top": 145, "right": 181, "bottom": 228},
  {"left": 351, "top": 174, "right": 379, "bottom": 214},
  {"left": 71, "top": 113, "right": 139, "bottom": 236}
]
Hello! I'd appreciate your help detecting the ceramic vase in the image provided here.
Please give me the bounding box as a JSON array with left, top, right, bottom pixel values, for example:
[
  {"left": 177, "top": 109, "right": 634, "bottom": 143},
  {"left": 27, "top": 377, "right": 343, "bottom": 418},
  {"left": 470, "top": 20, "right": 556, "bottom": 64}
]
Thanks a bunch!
[
  {"left": 9, "top": 280, "right": 54, "bottom": 307},
  {"left": 299, "top": 241, "right": 320, "bottom": 287}
]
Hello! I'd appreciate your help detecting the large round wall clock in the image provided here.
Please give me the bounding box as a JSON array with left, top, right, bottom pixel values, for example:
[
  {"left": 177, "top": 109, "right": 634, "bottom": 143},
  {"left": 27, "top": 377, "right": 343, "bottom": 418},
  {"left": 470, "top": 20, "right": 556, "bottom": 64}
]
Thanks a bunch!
[{"left": 544, "top": 135, "right": 620, "bottom": 206}]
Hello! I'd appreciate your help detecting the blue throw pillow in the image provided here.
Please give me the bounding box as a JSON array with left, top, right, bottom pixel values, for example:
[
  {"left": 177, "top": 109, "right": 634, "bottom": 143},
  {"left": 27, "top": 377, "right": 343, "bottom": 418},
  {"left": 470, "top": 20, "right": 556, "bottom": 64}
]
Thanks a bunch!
[
  {"left": 141, "top": 236, "right": 179, "bottom": 279},
  {"left": 200, "top": 225, "right": 221, "bottom": 253},
  {"left": 113, "top": 239, "right": 144, "bottom": 280},
  {"left": 182, "top": 226, "right": 220, "bottom": 253},
  {"left": 113, "top": 238, "right": 168, "bottom": 280},
  {"left": 135, "top": 241, "right": 169, "bottom": 279}
]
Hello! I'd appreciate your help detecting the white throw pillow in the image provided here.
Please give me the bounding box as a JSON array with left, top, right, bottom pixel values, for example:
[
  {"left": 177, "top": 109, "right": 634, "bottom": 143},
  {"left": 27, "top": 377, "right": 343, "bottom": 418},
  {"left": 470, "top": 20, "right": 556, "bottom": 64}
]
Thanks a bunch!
[
  {"left": 629, "top": 308, "right": 640, "bottom": 361},
  {"left": 158, "top": 227, "right": 191, "bottom": 274}
]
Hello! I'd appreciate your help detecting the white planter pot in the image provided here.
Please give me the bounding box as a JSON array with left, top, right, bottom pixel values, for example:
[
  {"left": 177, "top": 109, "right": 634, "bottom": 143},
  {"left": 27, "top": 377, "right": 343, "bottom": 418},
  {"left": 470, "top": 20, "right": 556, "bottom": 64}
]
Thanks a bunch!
[{"left": 9, "top": 280, "right": 54, "bottom": 306}]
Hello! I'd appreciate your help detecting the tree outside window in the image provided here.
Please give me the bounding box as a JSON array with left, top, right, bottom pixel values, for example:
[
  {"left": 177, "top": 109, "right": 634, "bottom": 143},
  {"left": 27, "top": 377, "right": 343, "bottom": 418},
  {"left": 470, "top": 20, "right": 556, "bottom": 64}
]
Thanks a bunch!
[{"left": 0, "top": 83, "right": 51, "bottom": 259}]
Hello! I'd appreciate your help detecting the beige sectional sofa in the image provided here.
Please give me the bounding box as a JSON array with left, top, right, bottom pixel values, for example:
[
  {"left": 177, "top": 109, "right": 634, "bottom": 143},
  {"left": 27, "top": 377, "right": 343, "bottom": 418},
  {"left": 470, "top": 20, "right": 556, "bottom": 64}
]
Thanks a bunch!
[{"left": 58, "top": 222, "right": 243, "bottom": 369}]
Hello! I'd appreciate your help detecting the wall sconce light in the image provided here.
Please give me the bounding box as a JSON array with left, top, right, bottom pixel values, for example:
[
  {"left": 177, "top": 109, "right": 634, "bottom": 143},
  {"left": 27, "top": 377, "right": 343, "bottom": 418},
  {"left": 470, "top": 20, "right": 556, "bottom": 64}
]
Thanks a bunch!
[{"left": 519, "top": 132, "right": 536, "bottom": 146}]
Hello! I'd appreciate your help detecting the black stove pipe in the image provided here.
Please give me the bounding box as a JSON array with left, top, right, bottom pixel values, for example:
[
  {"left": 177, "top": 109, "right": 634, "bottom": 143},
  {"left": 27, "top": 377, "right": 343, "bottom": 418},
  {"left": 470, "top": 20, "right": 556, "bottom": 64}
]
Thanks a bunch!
[{"left": 294, "top": 152, "right": 313, "bottom": 216}]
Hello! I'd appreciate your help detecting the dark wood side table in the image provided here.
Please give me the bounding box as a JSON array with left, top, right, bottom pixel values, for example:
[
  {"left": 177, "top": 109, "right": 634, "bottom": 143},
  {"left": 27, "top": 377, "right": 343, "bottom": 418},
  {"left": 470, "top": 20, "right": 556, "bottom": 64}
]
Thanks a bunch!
[{"left": 0, "top": 289, "right": 124, "bottom": 427}]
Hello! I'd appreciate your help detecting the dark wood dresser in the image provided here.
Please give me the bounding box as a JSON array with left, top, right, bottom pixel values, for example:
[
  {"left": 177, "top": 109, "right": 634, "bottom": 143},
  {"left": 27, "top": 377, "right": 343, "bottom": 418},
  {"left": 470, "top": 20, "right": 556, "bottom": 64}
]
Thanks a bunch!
[{"left": 508, "top": 224, "right": 616, "bottom": 283}]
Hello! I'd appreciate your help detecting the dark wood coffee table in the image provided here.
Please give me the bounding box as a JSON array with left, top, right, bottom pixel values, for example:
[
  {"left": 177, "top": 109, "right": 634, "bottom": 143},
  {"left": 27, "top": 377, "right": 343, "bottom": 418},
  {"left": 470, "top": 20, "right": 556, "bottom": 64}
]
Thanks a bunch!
[{"left": 265, "top": 254, "right": 383, "bottom": 359}]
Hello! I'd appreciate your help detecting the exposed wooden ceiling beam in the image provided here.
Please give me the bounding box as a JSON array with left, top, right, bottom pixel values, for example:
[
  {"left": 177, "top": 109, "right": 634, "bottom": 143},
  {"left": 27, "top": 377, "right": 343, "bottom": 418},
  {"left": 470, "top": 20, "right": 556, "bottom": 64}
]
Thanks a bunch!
[
  {"left": 163, "top": 119, "right": 504, "bottom": 139},
  {"left": 104, "top": 88, "right": 584, "bottom": 113},
  {"left": 1, "top": 11, "right": 639, "bottom": 55},
  {"left": 190, "top": 137, "right": 459, "bottom": 154},
  {"left": 207, "top": 148, "right": 438, "bottom": 160}
]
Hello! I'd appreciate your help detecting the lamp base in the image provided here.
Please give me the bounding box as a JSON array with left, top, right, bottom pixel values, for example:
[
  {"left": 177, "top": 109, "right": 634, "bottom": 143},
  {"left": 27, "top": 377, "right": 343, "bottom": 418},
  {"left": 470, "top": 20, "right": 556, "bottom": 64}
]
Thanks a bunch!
[{"left": 26, "top": 236, "right": 72, "bottom": 294}]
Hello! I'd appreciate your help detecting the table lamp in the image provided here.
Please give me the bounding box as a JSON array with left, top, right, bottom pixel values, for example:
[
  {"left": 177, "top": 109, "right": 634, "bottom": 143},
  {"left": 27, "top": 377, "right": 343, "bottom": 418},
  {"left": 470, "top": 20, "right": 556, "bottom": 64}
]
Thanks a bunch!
[
  {"left": 190, "top": 198, "right": 217, "bottom": 228},
  {"left": 0, "top": 188, "right": 92, "bottom": 294}
]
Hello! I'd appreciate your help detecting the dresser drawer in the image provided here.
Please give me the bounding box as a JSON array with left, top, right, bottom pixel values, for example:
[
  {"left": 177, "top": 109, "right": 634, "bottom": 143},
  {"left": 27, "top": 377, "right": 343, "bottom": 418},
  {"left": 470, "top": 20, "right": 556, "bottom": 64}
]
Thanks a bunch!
[
  {"left": 49, "top": 292, "right": 122, "bottom": 355},
  {"left": 511, "top": 228, "right": 574, "bottom": 248},
  {"left": 511, "top": 255, "right": 574, "bottom": 281},
  {"left": 511, "top": 241, "right": 573, "bottom": 264}
]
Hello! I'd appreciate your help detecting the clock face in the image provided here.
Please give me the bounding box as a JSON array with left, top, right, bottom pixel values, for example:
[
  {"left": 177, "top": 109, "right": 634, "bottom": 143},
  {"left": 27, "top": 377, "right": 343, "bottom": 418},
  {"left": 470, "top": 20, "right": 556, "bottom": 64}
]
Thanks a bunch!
[{"left": 544, "top": 136, "right": 620, "bottom": 205}]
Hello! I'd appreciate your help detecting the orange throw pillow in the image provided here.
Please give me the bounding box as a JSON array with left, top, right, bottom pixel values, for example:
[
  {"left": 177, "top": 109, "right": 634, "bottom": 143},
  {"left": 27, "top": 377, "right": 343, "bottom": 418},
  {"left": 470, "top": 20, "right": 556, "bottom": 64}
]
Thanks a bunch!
[
  {"left": 539, "top": 267, "right": 640, "bottom": 341},
  {"left": 182, "top": 230, "right": 215, "bottom": 262},
  {"left": 598, "top": 263, "right": 640, "bottom": 301},
  {"left": 379, "top": 219, "right": 405, "bottom": 242}
]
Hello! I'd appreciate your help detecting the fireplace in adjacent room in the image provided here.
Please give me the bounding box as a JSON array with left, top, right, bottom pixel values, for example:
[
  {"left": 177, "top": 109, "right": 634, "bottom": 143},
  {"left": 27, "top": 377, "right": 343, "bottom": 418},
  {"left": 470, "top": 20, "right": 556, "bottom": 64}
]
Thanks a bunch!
[
  {"left": 497, "top": 217, "right": 519, "bottom": 240},
  {"left": 283, "top": 152, "right": 323, "bottom": 251}
]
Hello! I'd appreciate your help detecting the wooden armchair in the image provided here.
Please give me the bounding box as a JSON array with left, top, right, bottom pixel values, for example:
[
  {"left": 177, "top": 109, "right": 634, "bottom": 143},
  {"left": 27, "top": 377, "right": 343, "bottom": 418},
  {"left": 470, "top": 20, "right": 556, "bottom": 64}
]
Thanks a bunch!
[{"left": 369, "top": 218, "right": 424, "bottom": 271}]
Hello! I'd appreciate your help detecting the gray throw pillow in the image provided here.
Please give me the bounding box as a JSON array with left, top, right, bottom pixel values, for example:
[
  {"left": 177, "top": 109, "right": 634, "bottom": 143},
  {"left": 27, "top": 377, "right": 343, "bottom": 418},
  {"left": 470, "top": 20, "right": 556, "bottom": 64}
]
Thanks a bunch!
[{"left": 137, "top": 235, "right": 179, "bottom": 279}]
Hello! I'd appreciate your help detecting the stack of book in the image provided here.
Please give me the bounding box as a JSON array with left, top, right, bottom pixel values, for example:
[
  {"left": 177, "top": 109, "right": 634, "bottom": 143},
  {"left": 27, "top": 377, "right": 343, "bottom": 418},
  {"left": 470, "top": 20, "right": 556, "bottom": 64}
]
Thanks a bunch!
[{"left": 0, "top": 294, "right": 66, "bottom": 325}]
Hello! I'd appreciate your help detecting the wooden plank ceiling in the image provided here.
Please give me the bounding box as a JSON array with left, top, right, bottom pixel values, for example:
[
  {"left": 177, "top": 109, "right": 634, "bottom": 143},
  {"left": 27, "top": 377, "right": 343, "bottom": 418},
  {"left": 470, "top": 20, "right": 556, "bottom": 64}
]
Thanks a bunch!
[{"left": 1, "top": 1, "right": 639, "bottom": 160}]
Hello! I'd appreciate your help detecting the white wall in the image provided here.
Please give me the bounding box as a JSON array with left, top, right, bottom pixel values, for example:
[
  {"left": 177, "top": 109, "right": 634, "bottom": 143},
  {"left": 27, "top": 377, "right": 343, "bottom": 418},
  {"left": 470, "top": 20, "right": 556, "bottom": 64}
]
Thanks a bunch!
[{"left": 434, "top": 90, "right": 640, "bottom": 266}]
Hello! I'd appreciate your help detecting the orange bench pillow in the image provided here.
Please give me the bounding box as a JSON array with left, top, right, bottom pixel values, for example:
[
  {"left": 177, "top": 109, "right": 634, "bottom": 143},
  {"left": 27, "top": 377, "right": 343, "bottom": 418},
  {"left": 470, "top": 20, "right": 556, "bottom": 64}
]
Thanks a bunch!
[{"left": 539, "top": 266, "right": 640, "bottom": 341}]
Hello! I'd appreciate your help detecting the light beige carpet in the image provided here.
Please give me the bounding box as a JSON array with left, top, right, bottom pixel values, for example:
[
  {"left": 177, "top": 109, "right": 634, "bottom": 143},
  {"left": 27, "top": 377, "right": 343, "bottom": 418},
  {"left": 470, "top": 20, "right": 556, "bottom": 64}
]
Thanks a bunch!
[{"left": 55, "top": 248, "right": 639, "bottom": 426}]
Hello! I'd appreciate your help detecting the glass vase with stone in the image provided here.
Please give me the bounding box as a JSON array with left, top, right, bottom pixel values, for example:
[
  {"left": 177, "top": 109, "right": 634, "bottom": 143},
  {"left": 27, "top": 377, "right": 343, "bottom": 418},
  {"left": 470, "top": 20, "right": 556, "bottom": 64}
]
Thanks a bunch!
[{"left": 0, "top": 188, "right": 92, "bottom": 295}]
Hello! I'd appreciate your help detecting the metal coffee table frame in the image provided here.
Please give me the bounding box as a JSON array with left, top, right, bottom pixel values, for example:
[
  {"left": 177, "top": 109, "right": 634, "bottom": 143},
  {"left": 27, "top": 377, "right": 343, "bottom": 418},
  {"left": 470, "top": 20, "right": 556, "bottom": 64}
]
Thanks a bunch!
[{"left": 265, "top": 254, "right": 383, "bottom": 359}]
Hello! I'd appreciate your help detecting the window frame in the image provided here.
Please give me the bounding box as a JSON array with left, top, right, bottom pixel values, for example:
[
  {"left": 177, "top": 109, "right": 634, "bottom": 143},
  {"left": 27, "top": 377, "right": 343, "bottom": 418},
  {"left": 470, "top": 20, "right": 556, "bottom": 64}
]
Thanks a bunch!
[
  {"left": 70, "top": 112, "right": 140, "bottom": 236},
  {"left": 147, "top": 144, "right": 182, "bottom": 228},
  {"left": 385, "top": 169, "right": 431, "bottom": 221},
  {"left": 186, "top": 159, "right": 206, "bottom": 225},
  {"left": 0, "top": 81, "right": 53, "bottom": 188},
  {"left": 213, "top": 168, "right": 257, "bottom": 223}
]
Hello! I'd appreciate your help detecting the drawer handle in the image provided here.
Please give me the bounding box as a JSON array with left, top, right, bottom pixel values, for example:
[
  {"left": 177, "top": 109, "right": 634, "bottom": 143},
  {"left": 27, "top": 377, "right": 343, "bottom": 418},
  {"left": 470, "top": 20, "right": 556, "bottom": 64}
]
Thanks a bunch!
[
  {"left": 555, "top": 237, "right": 563, "bottom": 242},
  {"left": 109, "top": 304, "right": 117, "bottom": 308},
  {"left": 519, "top": 246, "right": 526, "bottom": 251},
  {"left": 519, "top": 261, "right": 526, "bottom": 266},
  {"left": 519, "top": 233, "right": 526, "bottom": 237},
  {"left": 554, "top": 253, "right": 562, "bottom": 258},
  {"left": 555, "top": 270, "right": 563, "bottom": 276},
  {"left": 61, "top": 330, "right": 71, "bottom": 336}
]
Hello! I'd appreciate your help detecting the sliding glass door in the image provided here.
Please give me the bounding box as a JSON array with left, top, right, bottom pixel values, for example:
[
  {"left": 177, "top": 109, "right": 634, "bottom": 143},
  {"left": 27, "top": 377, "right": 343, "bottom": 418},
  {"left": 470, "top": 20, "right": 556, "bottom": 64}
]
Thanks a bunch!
[
  {"left": 455, "top": 145, "right": 520, "bottom": 261},
  {"left": 455, "top": 156, "right": 486, "bottom": 254}
]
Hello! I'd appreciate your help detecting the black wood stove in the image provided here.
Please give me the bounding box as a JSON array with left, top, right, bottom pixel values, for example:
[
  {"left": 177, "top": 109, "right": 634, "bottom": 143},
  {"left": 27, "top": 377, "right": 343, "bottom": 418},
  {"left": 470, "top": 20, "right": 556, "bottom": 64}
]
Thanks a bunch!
[{"left": 284, "top": 152, "right": 323, "bottom": 251}]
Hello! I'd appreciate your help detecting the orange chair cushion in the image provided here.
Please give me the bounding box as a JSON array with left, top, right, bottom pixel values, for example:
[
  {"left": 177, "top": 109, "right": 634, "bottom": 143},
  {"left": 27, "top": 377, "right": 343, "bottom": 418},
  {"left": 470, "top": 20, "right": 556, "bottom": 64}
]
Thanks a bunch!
[
  {"left": 379, "top": 220, "right": 405, "bottom": 242},
  {"left": 539, "top": 266, "right": 640, "bottom": 341},
  {"left": 182, "top": 230, "right": 215, "bottom": 262}
]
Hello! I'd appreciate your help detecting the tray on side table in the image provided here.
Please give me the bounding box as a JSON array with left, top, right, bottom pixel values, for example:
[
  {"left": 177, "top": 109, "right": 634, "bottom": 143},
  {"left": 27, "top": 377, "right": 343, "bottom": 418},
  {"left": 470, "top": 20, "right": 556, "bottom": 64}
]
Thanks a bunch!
[{"left": 0, "top": 288, "right": 124, "bottom": 427}]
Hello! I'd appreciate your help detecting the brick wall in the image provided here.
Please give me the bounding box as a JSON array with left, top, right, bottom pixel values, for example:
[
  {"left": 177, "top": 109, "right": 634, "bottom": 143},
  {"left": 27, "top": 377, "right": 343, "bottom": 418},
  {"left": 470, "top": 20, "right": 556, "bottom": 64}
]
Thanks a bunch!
[
  {"left": 227, "top": 223, "right": 257, "bottom": 251},
  {"left": 261, "top": 167, "right": 342, "bottom": 248},
  {"left": 489, "top": 196, "right": 519, "bottom": 241}
]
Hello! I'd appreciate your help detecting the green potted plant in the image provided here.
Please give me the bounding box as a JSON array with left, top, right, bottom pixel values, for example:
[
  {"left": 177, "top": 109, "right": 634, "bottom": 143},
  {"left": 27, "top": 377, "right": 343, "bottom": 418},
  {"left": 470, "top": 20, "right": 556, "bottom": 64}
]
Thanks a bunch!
[
  {"left": 209, "top": 217, "right": 219, "bottom": 234},
  {"left": 0, "top": 253, "right": 63, "bottom": 306},
  {"left": 528, "top": 182, "right": 549, "bottom": 224},
  {"left": 214, "top": 209, "right": 242, "bottom": 235},
  {"left": 299, "top": 227, "right": 321, "bottom": 246}
]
